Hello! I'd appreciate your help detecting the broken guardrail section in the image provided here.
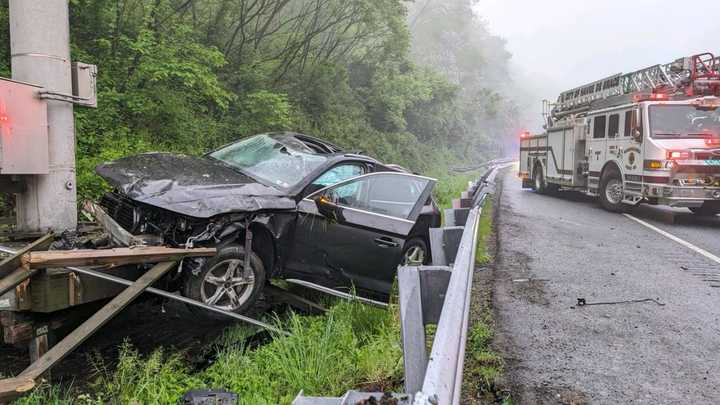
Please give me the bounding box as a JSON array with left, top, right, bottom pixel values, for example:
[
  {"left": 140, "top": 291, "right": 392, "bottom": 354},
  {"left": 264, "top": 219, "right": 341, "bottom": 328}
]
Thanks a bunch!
[{"left": 292, "top": 158, "right": 514, "bottom": 405}]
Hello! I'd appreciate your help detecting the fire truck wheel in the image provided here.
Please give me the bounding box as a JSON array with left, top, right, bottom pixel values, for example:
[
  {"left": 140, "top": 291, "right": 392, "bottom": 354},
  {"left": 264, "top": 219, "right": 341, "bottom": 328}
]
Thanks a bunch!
[
  {"left": 599, "top": 170, "right": 625, "bottom": 212},
  {"left": 688, "top": 203, "right": 720, "bottom": 216},
  {"left": 533, "top": 167, "right": 547, "bottom": 194}
]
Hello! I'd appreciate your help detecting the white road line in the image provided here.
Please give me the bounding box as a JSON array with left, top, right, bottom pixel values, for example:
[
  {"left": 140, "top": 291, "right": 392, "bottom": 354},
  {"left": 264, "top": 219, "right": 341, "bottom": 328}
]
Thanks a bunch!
[{"left": 624, "top": 213, "right": 720, "bottom": 265}]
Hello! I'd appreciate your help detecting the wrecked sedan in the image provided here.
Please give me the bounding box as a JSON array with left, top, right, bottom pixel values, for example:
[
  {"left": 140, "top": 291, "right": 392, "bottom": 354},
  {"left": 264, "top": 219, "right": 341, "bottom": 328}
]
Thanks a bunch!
[{"left": 96, "top": 132, "right": 439, "bottom": 315}]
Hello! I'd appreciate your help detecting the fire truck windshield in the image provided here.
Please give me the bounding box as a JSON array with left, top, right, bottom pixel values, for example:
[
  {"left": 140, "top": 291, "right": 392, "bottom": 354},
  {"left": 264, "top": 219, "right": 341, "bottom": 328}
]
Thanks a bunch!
[{"left": 649, "top": 105, "right": 720, "bottom": 139}]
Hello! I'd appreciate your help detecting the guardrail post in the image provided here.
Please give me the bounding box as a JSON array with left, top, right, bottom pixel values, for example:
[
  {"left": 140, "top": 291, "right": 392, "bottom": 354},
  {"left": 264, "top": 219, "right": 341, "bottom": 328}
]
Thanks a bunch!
[
  {"left": 398, "top": 265, "right": 452, "bottom": 395},
  {"left": 429, "top": 227, "right": 464, "bottom": 266},
  {"left": 398, "top": 266, "right": 427, "bottom": 395},
  {"left": 443, "top": 208, "right": 470, "bottom": 227}
]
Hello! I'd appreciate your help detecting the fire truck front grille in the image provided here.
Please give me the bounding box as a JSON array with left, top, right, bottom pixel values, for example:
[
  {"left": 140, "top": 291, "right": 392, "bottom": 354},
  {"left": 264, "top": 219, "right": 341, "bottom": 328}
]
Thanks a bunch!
[{"left": 99, "top": 192, "right": 140, "bottom": 233}]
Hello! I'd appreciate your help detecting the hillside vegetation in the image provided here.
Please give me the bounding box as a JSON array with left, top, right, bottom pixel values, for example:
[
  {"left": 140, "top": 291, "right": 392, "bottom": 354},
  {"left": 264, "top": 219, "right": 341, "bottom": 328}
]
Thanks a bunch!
[{"left": 0, "top": 0, "right": 520, "bottom": 201}]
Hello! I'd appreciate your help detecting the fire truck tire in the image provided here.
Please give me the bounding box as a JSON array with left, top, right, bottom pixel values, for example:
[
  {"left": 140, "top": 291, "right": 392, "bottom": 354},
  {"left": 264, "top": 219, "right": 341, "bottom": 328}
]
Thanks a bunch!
[
  {"left": 599, "top": 169, "right": 625, "bottom": 212},
  {"left": 533, "top": 167, "right": 547, "bottom": 194},
  {"left": 688, "top": 203, "right": 720, "bottom": 216}
]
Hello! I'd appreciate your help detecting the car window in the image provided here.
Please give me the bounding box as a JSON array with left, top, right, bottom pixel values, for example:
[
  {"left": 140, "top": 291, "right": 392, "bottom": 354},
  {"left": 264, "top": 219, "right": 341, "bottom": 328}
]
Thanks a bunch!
[
  {"left": 313, "top": 164, "right": 366, "bottom": 187},
  {"left": 209, "top": 134, "right": 327, "bottom": 189},
  {"left": 324, "top": 174, "right": 430, "bottom": 220}
]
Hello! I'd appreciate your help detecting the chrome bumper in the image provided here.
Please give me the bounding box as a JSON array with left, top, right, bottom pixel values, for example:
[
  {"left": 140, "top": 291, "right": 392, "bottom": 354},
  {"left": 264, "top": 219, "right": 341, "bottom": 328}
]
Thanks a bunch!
[{"left": 643, "top": 184, "right": 720, "bottom": 207}]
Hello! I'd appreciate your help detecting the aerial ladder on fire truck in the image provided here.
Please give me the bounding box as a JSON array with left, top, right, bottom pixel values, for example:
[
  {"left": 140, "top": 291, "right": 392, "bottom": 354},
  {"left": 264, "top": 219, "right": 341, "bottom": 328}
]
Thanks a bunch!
[{"left": 545, "top": 53, "right": 720, "bottom": 126}]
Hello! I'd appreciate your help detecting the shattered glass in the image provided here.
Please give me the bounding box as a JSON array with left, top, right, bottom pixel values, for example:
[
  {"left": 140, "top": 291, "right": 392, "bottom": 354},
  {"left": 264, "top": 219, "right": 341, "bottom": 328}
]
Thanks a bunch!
[{"left": 210, "top": 134, "right": 327, "bottom": 189}]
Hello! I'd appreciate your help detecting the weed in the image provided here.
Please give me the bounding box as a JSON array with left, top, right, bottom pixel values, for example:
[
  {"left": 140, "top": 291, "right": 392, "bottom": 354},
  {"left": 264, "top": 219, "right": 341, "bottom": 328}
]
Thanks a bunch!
[
  {"left": 12, "top": 383, "right": 78, "bottom": 405},
  {"left": 476, "top": 200, "right": 494, "bottom": 266},
  {"left": 431, "top": 172, "right": 478, "bottom": 211},
  {"left": 90, "top": 342, "right": 204, "bottom": 404},
  {"left": 13, "top": 300, "right": 402, "bottom": 405},
  {"left": 463, "top": 197, "right": 506, "bottom": 404}
]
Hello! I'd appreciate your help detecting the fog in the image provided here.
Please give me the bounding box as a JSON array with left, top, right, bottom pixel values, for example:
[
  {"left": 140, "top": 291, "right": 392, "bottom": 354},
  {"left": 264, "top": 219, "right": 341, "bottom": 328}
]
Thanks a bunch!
[{"left": 478, "top": 0, "right": 720, "bottom": 120}]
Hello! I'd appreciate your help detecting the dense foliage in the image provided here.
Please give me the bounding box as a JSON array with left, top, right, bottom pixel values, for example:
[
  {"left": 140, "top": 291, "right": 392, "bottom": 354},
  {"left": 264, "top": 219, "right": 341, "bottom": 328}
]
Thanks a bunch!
[{"left": 0, "top": 0, "right": 519, "bottom": 201}]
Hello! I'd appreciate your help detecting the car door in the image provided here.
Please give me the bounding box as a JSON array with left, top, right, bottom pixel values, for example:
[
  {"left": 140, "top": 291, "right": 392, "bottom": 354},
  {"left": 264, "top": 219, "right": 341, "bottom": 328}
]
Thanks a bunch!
[
  {"left": 287, "top": 172, "right": 436, "bottom": 295},
  {"left": 587, "top": 114, "right": 607, "bottom": 189}
]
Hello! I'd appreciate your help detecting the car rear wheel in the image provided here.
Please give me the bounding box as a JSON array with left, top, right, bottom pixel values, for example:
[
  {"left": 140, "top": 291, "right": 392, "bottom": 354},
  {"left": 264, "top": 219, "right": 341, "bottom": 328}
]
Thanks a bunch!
[
  {"left": 599, "top": 169, "right": 625, "bottom": 212},
  {"left": 183, "top": 244, "right": 265, "bottom": 320},
  {"left": 401, "top": 237, "right": 429, "bottom": 266},
  {"left": 689, "top": 202, "right": 720, "bottom": 216}
]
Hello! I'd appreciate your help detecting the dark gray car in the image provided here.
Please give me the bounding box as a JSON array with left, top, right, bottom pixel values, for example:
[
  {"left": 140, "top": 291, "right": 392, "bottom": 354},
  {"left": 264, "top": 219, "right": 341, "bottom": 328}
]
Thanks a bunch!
[{"left": 97, "top": 132, "right": 437, "bottom": 315}]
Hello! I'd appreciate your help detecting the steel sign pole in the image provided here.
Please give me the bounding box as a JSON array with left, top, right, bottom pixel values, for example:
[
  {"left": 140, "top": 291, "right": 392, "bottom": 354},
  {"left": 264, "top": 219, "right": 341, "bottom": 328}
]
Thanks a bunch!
[{"left": 9, "top": 0, "right": 77, "bottom": 232}]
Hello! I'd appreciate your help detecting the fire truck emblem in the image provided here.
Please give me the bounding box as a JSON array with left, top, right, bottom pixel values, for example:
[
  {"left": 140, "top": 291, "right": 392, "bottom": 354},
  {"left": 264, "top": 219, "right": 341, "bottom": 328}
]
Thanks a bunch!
[
  {"left": 625, "top": 151, "right": 637, "bottom": 170},
  {"left": 623, "top": 147, "right": 641, "bottom": 171}
]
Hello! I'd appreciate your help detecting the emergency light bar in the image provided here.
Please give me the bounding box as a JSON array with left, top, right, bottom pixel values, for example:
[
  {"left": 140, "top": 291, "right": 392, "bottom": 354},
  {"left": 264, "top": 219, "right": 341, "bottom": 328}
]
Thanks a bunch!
[{"left": 633, "top": 92, "right": 669, "bottom": 102}]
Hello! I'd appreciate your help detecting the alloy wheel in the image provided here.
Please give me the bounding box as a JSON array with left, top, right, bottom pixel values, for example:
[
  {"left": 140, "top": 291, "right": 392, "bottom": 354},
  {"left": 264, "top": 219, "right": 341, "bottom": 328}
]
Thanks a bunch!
[
  {"left": 200, "top": 259, "right": 255, "bottom": 311},
  {"left": 403, "top": 245, "right": 426, "bottom": 266}
]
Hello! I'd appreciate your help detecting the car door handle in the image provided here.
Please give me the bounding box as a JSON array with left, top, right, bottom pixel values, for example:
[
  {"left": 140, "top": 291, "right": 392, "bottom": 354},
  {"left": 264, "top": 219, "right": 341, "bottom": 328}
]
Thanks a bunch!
[{"left": 374, "top": 237, "right": 399, "bottom": 248}]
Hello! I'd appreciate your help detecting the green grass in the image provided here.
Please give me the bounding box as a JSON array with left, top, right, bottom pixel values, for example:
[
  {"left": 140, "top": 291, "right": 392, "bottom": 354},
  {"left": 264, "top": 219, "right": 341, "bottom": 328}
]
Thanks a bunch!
[
  {"left": 475, "top": 200, "right": 494, "bottom": 266},
  {"left": 14, "top": 300, "right": 402, "bottom": 405},
  {"left": 431, "top": 171, "right": 478, "bottom": 211},
  {"left": 12, "top": 383, "right": 79, "bottom": 405}
]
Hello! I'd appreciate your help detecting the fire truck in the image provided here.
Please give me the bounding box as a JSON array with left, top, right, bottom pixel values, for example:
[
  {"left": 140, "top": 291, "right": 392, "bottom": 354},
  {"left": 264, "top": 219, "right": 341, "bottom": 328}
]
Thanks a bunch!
[{"left": 519, "top": 52, "right": 720, "bottom": 215}]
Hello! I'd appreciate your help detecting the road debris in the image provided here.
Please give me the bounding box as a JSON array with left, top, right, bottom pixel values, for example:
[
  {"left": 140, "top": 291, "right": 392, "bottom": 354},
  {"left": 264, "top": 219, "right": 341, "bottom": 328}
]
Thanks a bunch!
[{"left": 575, "top": 298, "right": 666, "bottom": 308}]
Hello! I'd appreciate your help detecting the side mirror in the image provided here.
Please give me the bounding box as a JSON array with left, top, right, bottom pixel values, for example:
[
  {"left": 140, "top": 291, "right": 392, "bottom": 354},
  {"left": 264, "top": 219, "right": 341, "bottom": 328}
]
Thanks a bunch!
[
  {"left": 313, "top": 194, "right": 339, "bottom": 219},
  {"left": 632, "top": 129, "right": 643, "bottom": 143},
  {"left": 630, "top": 110, "right": 643, "bottom": 143}
]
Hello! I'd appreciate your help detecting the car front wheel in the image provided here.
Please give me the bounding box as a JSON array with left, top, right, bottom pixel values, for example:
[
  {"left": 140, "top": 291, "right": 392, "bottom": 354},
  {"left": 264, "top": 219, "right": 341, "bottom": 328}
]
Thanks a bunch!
[
  {"left": 183, "top": 244, "right": 265, "bottom": 320},
  {"left": 401, "top": 237, "right": 429, "bottom": 266}
]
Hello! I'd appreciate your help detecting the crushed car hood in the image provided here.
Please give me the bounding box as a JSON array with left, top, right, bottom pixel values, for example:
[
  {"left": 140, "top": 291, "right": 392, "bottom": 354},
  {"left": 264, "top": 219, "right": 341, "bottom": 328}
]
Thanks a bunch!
[{"left": 96, "top": 152, "right": 297, "bottom": 218}]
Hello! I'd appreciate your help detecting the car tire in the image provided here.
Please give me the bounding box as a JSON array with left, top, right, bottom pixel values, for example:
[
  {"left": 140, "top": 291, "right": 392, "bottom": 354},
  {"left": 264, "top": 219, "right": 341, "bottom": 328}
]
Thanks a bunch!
[
  {"left": 183, "top": 244, "right": 265, "bottom": 320},
  {"left": 599, "top": 169, "right": 625, "bottom": 212},
  {"left": 533, "top": 166, "right": 547, "bottom": 194},
  {"left": 401, "top": 237, "right": 430, "bottom": 266},
  {"left": 689, "top": 203, "right": 720, "bottom": 216}
]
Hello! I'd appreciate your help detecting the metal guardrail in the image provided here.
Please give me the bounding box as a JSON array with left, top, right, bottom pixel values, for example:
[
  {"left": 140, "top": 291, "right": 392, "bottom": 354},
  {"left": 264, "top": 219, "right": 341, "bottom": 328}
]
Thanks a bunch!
[
  {"left": 409, "top": 160, "right": 509, "bottom": 405},
  {"left": 293, "top": 159, "right": 514, "bottom": 405}
]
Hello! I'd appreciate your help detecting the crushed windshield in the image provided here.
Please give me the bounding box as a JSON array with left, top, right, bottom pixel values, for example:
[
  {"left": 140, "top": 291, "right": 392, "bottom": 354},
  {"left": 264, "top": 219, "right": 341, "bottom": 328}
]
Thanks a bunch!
[
  {"left": 209, "top": 135, "right": 327, "bottom": 189},
  {"left": 649, "top": 105, "right": 720, "bottom": 138}
]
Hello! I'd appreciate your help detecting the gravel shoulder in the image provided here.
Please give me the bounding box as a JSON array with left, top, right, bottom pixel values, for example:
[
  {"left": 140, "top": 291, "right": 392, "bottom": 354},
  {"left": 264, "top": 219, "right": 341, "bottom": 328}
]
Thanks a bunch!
[{"left": 493, "top": 168, "right": 720, "bottom": 405}]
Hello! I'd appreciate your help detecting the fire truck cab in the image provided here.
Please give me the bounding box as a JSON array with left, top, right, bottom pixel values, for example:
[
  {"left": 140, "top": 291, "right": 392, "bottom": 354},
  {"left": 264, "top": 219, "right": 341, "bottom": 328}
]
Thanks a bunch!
[{"left": 520, "top": 53, "right": 720, "bottom": 215}]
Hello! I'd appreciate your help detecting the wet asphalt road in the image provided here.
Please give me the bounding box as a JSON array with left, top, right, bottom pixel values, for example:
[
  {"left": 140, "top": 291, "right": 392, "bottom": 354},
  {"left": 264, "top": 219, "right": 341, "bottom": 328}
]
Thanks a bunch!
[{"left": 493, "top": 167, "right": 720, "bottom": 404}]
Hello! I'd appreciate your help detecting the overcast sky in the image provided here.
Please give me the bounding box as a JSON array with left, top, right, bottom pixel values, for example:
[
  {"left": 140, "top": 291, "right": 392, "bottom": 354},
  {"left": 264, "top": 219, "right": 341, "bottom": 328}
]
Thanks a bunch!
[{"left": 476, "top": 0, "right": 720, "bottom": 100}]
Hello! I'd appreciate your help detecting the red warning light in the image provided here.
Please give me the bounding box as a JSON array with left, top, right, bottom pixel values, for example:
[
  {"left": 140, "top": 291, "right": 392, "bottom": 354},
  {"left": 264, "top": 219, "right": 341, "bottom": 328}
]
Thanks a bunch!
[
  {"left": 520, "top": 131, "right": 531, "bottom": 139},
  {"left": 0, "top": 114, "right": 8, "bottom": 123}
]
